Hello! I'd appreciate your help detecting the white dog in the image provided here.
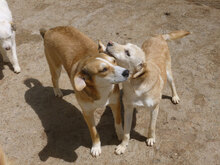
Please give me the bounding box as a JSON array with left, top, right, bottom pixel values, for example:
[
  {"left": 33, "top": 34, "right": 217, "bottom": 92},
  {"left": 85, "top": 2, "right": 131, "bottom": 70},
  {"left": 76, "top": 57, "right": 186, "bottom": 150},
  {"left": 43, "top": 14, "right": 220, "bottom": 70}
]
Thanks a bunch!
[{"left": 0, "top": 0, "right": 20, "bottom": 73}]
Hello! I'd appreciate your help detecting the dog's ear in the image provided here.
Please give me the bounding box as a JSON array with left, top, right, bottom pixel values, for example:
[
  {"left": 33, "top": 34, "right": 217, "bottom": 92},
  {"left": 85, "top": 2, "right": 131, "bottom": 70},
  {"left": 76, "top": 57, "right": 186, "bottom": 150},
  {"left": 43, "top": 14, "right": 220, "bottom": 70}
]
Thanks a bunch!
[
  {"left": 11, "top": 22, "right": 16, "bottom": 31},
  {"left": 98, "top": 40, "right": 106, "bottom": 53},
  {"left": 73, "top": 72, "right": 86, "bottom": 91},
  {"left": 132, "top": 63, "right": 146, "bottom": 79}
]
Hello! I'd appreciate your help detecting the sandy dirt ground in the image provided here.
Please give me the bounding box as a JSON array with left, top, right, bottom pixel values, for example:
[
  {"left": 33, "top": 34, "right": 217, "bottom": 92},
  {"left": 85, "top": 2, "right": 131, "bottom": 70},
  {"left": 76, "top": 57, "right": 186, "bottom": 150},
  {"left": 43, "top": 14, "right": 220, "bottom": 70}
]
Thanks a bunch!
[{"left": 0, "top": 0, "right": 220, "bottom": 164}]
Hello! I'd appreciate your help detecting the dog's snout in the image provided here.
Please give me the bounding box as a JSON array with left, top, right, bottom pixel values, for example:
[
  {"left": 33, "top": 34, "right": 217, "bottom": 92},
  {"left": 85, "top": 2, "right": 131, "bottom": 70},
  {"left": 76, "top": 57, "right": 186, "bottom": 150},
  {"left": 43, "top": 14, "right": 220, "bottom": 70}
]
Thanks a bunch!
[
  {"left": 107, "top": 41, "right": 113, "bottom": 47},
  {"left": 122, "top": 69, "right": 129, "bottom": 77},
  {"left": 5, "top": 47, "right": 11, "bottom": 51}
]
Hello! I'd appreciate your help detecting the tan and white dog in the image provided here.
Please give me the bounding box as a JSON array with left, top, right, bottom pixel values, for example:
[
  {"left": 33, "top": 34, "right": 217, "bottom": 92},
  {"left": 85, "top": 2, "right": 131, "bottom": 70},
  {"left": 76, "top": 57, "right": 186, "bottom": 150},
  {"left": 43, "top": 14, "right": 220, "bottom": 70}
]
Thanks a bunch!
[
  {"left": 106, "top": 30, "right": 190, "bottom": 154},
  {"left": 40, "top": 26, "right": 129, "bottom": 157},
  {"left": 0, "top": 0, "right": 20, "bottom": 73}
]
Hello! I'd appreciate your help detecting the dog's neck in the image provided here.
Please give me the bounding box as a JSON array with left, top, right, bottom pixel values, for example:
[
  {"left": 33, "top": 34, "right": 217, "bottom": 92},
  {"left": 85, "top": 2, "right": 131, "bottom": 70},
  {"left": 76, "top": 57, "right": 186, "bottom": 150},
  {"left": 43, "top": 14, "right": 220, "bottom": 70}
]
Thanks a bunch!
[{"left": 131, "top": 49, "right": 147, "bottom": 79}]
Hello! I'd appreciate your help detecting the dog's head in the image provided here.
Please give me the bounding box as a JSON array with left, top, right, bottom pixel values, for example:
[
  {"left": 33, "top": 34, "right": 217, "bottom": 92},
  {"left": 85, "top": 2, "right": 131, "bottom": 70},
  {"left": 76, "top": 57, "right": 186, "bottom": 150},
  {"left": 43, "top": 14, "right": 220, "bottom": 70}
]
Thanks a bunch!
[
  {"left": 0, "top": 21, "right": 16, "bottom": 51},
  {"left": 73, "top": 41, "right": 129, "bottom": 91},
  {"left": 106, "top": 41, "right": 146, "bottom": 78}
]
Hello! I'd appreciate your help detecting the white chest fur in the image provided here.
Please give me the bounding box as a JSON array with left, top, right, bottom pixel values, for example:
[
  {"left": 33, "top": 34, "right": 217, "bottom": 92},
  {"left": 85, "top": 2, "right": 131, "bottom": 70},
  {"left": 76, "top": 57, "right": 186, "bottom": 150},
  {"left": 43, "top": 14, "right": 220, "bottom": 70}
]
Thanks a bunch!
[{"left": 123, "top": 82, "right": 155, "bottom": 108}]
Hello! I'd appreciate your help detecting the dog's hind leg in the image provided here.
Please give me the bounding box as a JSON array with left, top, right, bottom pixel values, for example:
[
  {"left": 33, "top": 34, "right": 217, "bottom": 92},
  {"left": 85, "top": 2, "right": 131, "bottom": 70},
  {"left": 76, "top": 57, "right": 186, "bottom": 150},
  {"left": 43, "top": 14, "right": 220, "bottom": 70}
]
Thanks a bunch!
[
  {"left": 45, "top": 52, "right": 63, "bottom": 97},
  {"left": 51, "top": 65, "right": 63, "bottom": 97},
  {"left": 166, "top": 61, "right": 180, "bottom": 104},
  {"left": 147, "top": 104, "right": 159, "bottom": 146},
  {"left": 11, "top": 32, "right": 20, "bottom": 73},
  {"left": 47, "top": 63, "right": 62, "bottom": 97}
]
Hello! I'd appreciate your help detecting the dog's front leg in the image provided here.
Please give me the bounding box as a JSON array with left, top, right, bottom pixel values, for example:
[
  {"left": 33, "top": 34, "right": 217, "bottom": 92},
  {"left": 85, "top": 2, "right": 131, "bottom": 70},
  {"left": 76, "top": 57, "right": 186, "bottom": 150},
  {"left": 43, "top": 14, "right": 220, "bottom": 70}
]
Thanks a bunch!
[
  {"left": 11, "top": 32, "right": 20, "bottom": 73},
  {"left": 115, "top": 103, "right": 134, "bottom": 155},
  {"left": 109, "top": 85, "right": 123, "bottom": 141},
  {"left": 147, "top": 104, "right": 159, "bottom": 146},
  {"left": 82, "top": 110, "right": 101, "bottom": 157},
  {"left": 109, "top": 102, "right": 123, "bottom": 141},
  {"left": 0, "top": 46, "right": 10, "bottom": 63}
]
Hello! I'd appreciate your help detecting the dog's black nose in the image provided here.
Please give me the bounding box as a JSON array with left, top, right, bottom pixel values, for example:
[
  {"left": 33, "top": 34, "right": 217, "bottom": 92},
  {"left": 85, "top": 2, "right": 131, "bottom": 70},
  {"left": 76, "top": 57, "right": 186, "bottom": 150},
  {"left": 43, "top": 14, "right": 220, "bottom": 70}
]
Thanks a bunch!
[
  {"left": 122, "top": 70, "right": 129, "bottom": 77},
  {"left": 5, "top": 47, "right": 11, "bottom": 51},
  {"left": 107, "top": 41, "right": 113, "bottom": 47}
]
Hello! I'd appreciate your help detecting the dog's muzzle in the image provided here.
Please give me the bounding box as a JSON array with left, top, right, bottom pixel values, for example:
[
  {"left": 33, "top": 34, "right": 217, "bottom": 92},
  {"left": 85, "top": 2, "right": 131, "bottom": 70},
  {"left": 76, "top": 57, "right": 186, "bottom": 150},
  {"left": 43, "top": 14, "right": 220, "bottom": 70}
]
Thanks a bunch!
[{"left": 5, "top": 47, "right": 11, "bottom": 51}]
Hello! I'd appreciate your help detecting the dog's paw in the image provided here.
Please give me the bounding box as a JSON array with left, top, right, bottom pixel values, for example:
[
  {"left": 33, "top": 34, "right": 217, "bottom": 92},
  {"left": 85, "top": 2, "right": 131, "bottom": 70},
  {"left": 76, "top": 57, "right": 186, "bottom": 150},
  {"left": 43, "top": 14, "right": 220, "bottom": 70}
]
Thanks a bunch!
[
  {"left": 115, "top": 144, "right": 127, "bottom": 155},
  {"left": 146, "top": 137, "right": 155, "bottom": 146},
  {"left": 172, "top": 95, "right": 180, "bottom": 104},
  {"left": 13, "top": 65, "right": 21, "bottom": 73},
  {"left": 91, "top": 143, "right": 101, "bottom": 157},
  {"left": 53, "top": 88, "right": 63, "bottom": 97}
]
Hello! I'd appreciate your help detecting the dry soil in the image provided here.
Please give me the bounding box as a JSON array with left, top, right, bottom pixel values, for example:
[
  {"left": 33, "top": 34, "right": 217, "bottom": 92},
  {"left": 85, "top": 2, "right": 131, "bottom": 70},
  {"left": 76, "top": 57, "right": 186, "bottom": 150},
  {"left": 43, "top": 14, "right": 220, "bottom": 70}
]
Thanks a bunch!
[{"left": 0, "top": 0, "right": 220, "bottom": 165}]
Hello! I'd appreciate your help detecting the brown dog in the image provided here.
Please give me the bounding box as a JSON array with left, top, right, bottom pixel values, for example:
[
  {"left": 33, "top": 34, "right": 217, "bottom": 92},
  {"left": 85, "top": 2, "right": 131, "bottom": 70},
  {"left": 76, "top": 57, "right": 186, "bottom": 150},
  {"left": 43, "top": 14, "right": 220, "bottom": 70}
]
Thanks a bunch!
[
  {"left": 40, "top": 26, "right": 129, "bottom": 157},
  {"left": 106, "top": 30, "right": 190, "bottom": 154}
]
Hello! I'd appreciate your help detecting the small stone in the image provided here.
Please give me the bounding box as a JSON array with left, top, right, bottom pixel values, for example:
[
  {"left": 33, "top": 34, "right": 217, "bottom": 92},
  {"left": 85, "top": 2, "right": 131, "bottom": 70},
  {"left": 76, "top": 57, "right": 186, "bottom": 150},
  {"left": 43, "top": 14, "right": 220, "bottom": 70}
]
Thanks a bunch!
[
  {"left": 164, "top": 12, "right": 171, "bottom": 16},
  {"left": 171, "top": 116, "right": 176, "bottom": 120}
]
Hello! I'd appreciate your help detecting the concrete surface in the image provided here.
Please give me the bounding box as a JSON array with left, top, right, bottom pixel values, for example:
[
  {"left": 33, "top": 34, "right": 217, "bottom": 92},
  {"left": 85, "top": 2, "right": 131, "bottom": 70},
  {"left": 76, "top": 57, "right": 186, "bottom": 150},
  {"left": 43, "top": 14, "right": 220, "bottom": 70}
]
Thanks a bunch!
[{"left": 0, "top": 0, "right": 219, "bottom": 164}]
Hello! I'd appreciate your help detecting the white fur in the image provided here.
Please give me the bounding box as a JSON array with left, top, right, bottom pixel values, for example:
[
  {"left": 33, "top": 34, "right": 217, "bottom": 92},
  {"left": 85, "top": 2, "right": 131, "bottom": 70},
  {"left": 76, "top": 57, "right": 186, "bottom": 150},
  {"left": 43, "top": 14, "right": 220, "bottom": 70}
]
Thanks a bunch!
[
  {"left": 166, "top": 71, "right": 172, "bottom": 82},
  {"left": 145, "top": 98, "right": 154, "bottom": 107},
  {"left": 91, "top": 141, "right": 101, "bottom": 157},
  {"left": 96, "top": 57, "right": 114, "bottom": 67},
  {"left": 0, "top": 0, "right": 20, "bottom": 73},
  {"left": 162, "top": 34, "right": 170, "bottom": 40}
]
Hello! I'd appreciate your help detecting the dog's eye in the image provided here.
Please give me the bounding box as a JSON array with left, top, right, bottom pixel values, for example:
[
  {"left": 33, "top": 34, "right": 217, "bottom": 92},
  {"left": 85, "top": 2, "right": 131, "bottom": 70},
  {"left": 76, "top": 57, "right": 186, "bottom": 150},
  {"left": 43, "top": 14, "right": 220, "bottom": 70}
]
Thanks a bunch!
[
  {"left": 125, "top": 50, "right": 130, "bottom": 57},
  {"left": 100, "top": 67, "right": 108, "bottom": 72}
]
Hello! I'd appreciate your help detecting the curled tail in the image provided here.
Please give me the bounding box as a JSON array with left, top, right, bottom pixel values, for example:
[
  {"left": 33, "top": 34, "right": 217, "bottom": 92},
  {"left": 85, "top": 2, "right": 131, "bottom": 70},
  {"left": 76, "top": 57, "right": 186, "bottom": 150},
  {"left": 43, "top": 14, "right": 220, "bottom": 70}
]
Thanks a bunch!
[
  {"left": 39, "top": 28, "right": 47, "bottom": 38},
  {"left": 162, "top": 30, "right": 190, "bottom": 41}
]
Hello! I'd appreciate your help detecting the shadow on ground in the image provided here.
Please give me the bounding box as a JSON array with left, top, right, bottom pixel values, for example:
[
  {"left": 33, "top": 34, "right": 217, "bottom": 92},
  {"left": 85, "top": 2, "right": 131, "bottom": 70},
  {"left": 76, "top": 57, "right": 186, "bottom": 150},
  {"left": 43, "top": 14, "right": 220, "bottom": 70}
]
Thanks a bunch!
[{"left": 23, "top": 78, "right": 146, "bottom": 162}]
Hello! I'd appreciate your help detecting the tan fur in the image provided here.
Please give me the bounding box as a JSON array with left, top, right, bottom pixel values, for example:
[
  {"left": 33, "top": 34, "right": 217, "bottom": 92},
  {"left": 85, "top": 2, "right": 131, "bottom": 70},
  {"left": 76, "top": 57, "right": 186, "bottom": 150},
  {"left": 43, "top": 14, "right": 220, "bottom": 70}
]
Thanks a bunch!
[
  {"left": 0, "top": 146, "right": 9, "bottom": 165},
  {"left": 106, "top": 30, "right": 190, "bottom": 155},
  {"left": 40, "top": 26, "right": 127, "bottom": 157}
]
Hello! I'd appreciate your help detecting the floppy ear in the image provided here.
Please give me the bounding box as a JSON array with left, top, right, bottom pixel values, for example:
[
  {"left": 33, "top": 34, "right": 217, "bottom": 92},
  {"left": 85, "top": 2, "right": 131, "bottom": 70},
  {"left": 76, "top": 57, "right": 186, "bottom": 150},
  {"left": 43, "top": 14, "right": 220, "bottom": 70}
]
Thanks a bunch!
[
  {"left": 73, "top": 72, "right": 86, "bottom": 91},
  {"left": 132, "top": 63, "right": 146, "bottom": 79},
  {"left": 11, "top": 22, "right": 16, "bottom": 31},
  {"left": 98, "top": 40, "right": 106, "bottom": 53}
]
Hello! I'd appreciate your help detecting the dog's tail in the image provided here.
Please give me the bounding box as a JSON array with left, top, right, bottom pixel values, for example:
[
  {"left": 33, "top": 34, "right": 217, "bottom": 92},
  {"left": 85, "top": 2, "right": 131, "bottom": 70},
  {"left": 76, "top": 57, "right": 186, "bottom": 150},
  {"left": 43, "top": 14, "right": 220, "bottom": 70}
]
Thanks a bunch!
[
  {"left": 0, "top": 146, "right": 9, "bottom": 165},
  {"left": 162, "top": 30, "right": 190, "bottom": 41},
  {"left": 39, "top": 28, "right": 47, "bottom": 38}
]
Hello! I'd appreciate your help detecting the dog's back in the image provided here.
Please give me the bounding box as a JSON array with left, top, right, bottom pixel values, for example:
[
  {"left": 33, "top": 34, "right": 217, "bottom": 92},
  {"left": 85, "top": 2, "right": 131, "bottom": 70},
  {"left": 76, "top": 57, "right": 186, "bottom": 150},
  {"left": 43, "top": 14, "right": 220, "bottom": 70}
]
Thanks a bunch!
[
  {"left": 142, "top": 30, "right": 190, "bottom": 81},
  {"left": 0, "top": 0, "right": 12, "bottom": 22},
  {"left": 40, "top": 26, "right": 98, "bottom": 75}
]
